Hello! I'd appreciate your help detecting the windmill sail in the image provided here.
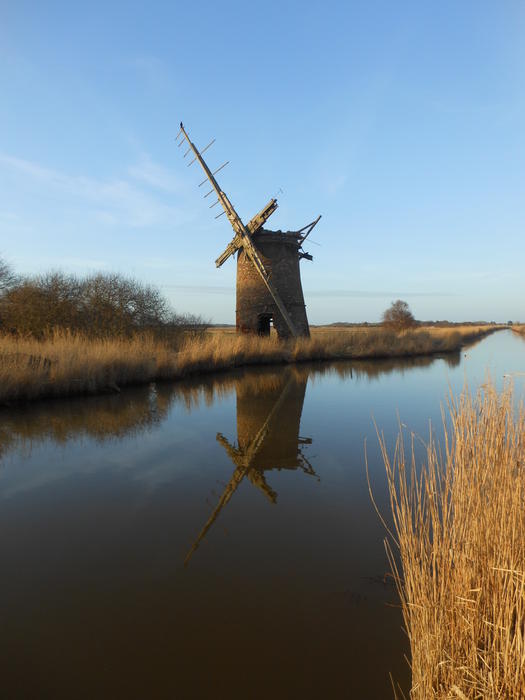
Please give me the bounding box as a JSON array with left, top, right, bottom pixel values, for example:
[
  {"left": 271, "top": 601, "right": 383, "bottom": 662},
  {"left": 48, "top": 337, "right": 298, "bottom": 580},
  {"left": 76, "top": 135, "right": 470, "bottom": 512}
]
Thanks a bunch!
[{"left": 177, "top": 123, "right": 299, "bottom": 337}]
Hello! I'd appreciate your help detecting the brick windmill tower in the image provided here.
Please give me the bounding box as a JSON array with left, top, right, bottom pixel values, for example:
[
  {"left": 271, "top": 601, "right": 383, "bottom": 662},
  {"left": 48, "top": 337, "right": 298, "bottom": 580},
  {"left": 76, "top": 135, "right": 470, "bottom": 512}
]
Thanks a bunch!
[{"left": 177, "top": 123, "right": 321, "bottom": 339}]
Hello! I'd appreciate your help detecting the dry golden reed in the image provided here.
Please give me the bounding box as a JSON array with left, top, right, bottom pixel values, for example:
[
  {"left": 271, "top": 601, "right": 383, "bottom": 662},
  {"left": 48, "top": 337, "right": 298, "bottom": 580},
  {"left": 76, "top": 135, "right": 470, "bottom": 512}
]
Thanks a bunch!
[
  {"left": 376, "top": 383, "right": 525, "bottom": 698},
  {"left": 0, "top": 325, "right": 495, "bottom": 403}
]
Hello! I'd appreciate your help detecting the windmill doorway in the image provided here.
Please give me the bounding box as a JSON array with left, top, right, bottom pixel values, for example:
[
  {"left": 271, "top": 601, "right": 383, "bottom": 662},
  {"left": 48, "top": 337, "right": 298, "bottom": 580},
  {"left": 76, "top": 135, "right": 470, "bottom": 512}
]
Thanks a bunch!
[{"left": 257, "top": 314, "right": 273, "bottom": 336}]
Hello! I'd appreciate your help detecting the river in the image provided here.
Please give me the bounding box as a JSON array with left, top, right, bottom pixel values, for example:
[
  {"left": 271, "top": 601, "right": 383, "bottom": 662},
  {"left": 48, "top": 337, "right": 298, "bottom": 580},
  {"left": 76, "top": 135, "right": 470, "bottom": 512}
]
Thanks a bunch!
[{"left": 1, "top": 329, "right": 524, "bottom": 699}]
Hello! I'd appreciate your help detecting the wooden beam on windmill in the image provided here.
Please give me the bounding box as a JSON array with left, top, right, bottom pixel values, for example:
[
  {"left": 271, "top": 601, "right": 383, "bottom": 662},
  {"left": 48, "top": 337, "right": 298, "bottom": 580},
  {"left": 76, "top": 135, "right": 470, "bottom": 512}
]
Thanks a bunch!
[
  {"left": 177, "top": 122, "right": 299, "bottom": 338},
  {"left": 297, "top": 214, "right": 322, "bottom": 243},
  {"left": 215, "top": 198, "right": 279, "bottom": 268}
]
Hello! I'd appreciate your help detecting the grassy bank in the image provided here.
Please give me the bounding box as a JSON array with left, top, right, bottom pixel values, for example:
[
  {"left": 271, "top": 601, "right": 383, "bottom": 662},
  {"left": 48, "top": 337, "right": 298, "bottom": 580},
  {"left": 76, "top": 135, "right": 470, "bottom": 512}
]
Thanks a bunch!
[
  {"left": 378, "top": 384, "right": 525, "bottom": 698},
  {"left": 0, "top": 325, "right": 498, "bottom": 404}
]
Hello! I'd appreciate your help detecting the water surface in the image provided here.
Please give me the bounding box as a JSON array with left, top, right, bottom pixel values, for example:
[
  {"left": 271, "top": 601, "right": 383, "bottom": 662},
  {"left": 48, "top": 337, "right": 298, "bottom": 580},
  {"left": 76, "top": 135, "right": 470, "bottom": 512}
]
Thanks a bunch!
[{"left": 1, "top": 330, "right": 524, "bottom": 699}]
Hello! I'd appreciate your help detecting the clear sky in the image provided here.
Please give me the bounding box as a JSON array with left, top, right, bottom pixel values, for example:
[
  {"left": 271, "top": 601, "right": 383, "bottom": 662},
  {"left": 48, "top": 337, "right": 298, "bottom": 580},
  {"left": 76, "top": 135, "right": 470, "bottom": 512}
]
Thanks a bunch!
[{"left": 1, "top": 1, "right": 524, "bottom": 323}]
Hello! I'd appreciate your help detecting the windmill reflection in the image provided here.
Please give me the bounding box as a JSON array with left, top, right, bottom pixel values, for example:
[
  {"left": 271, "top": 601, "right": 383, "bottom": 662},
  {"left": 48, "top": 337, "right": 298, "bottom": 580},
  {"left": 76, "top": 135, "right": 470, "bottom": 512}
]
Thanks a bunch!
[{"left": 185, "top": 368, "right": 316, "bottom": 565}]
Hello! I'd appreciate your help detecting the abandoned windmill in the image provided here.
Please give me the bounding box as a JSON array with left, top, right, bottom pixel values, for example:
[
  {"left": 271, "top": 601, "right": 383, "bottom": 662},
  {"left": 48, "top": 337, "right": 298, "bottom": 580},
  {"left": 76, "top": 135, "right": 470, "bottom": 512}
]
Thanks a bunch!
[{"left": 176, "top": 123, "right": 321, "bottom": 338}]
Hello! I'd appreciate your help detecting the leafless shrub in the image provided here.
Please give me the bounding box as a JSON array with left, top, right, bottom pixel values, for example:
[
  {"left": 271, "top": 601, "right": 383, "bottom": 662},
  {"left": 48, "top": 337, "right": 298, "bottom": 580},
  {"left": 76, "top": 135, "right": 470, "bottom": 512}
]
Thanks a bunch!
[{"left": 0, "top": 265, "right": 207, "bottom": 341}]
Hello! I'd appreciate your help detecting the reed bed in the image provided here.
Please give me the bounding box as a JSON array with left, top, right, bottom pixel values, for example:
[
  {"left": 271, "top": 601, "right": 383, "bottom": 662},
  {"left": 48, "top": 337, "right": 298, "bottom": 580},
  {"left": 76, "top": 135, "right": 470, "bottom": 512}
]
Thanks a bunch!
[
  {"left": 377, "top": 384, "right": 525, "bottom": 698},
  {"left": 0, "top": 325, "right": 496, "bottom": 404}
]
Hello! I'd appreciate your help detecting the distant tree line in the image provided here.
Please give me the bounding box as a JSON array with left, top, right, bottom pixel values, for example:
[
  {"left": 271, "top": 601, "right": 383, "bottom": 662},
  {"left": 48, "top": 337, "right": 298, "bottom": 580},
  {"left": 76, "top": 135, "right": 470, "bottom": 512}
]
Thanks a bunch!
[{"left": 0, "top": 257, "right": 207, "bottom": 342}]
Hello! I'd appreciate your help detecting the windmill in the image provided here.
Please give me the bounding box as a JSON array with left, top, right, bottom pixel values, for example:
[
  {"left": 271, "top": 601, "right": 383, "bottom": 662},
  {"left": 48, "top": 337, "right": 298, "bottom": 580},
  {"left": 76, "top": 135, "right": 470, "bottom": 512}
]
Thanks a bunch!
[{"left": 176, "top": 123, "right": 321, "bottom": 338}]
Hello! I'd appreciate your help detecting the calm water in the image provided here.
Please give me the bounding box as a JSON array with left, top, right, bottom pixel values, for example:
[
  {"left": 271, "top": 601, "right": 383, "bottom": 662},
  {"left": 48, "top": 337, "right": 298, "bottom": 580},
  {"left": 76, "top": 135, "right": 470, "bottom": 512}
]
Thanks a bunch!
[{"left": 1, "top": 330, "right": 525, "bottom": 699}]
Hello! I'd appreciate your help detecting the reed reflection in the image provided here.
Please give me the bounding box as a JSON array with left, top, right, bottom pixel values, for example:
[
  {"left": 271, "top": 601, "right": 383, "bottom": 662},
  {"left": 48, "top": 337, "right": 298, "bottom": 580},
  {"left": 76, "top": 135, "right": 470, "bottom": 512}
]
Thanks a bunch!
[
  {"left": 0, "top": 350, "right": 459, "bottom": 464},
  {"left": 309, "top": 350, "right": 460, "bottom": 383},
  {"left": 185, "top": 367, "right": 316, "bottom": 565},
  {"left": 0, "top": 384, "right": 173, "bottom": 462}
]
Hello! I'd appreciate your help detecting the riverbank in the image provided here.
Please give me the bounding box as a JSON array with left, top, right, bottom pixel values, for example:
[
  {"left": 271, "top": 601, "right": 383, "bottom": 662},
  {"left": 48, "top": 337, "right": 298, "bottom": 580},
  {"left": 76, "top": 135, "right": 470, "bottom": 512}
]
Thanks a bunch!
[
  {"left": 0, "top": 325, "right": 500, "bottom": 404},
  {"left": 380, "top": 383, "right": 525, "bottom": 698}
]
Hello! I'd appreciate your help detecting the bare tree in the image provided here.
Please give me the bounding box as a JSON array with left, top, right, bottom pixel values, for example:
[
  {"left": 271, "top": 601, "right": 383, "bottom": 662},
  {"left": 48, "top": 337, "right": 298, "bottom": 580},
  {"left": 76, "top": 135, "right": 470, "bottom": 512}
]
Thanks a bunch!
[
  {"left": 0, "top": 272, "right": 82, "bottom": 336},
  {"left": 80, "top": 273, "right": 171, "bottom": 336},
  {"left": 0, "top": 262, "right": 208, "bottom": 341},
  {"left": 0, "top": 257, "right": 18, "bottom": 294},
  {"left": 382, "top": 299, "right": 416, "bottom": 331}
]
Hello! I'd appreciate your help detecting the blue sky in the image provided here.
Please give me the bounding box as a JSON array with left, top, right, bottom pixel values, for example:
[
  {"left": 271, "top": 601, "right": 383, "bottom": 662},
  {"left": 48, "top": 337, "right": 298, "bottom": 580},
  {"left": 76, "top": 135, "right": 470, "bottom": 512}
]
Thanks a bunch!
[{"left": 1, "top": 1, "right": 524, "bottom": 323}]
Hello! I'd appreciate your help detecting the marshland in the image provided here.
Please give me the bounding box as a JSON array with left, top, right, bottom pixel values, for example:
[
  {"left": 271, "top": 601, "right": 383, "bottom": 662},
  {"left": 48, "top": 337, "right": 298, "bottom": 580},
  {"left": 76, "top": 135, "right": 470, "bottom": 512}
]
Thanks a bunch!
[
  {"left": 4, "top": 2, "right": 525, "bottom": 696},
  {"left": 0, "top": 323, "right": 499, "bottom": 404},
  {"left": 0, "top": 263, "right": 523, "bottom": 698},
  {"left": 1, "top": 326, "right": 524, "bottom": 698},
  {"left": 0, "top": 261, "right": 502, "bottom": 404}
]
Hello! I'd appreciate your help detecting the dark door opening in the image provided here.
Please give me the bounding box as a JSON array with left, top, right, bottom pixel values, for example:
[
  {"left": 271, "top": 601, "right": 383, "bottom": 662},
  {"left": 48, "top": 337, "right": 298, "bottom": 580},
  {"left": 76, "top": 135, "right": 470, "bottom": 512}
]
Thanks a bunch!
[{"left": 257, "top": 314, "right": 272, "bottom": 336}]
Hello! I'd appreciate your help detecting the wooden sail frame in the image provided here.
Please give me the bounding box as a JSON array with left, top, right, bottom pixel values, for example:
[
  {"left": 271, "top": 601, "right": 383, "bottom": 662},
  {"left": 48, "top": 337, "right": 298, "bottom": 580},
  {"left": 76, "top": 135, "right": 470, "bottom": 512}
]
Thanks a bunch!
[{"left": 177, "top": 122, "right": 300, "bottom": 337}]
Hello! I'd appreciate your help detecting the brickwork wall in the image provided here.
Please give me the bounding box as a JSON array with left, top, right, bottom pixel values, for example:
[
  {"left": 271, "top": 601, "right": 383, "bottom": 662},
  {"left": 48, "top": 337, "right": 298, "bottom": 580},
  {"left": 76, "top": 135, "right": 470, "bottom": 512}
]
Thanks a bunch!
[{"left": 236, "top": 230, "right": 310, "bottom": 338}]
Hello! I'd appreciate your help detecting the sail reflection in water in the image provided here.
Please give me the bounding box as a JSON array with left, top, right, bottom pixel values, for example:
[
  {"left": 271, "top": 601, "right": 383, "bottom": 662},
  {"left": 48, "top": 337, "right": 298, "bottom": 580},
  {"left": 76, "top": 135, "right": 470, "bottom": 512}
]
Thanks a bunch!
[{"left": 185, "top": 368, "right": 317, "bottom": 564}]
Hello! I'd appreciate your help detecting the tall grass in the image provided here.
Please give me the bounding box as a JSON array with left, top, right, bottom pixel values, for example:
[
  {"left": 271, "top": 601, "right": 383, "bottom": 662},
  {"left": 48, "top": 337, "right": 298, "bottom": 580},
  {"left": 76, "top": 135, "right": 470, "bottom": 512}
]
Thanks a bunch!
[
  {"left": 0, "top": 325, "right": 497, "bottom": 404},
  {"left": 377, "top": 384, "right": 525, "bottom": 698}
]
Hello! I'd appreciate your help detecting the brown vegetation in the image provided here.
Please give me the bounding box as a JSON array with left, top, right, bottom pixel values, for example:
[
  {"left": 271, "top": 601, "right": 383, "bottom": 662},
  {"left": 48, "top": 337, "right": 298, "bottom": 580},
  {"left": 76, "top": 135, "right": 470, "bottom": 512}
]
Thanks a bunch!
[
  {"left": 382, "top": 299, "right": 417, "bottom": 331},
  {"left": 0, "top": 325, "right": 498, "bottom": 404},
  {"left": 377, "top": 384, "right": 525, "bottom": 698},
  {"left": 0, "top": 263, "right": 206, "bottom": 340}
]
